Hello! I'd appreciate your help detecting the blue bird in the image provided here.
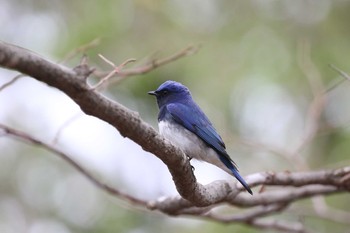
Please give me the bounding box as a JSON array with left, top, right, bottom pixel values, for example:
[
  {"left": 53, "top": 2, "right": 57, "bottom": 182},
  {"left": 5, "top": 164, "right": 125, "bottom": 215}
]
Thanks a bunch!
[{"left": 148, "top": 80, "right": 252, "bottom": 195}]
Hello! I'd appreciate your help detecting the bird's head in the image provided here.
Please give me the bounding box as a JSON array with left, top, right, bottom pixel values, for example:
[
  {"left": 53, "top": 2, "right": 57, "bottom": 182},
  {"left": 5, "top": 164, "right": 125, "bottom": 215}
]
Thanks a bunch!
[{"left": 148, "top": 80, "right": 191, "bottom": 108}]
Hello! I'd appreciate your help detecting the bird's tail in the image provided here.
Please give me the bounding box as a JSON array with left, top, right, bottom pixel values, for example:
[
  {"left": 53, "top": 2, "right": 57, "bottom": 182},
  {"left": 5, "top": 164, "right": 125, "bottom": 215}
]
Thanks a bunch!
[
  {"left": 230, "top": 168, "right": 253, "bottom": 195},
  {"left": 218, "top": 154, "right": 253, "bottom": 195}
]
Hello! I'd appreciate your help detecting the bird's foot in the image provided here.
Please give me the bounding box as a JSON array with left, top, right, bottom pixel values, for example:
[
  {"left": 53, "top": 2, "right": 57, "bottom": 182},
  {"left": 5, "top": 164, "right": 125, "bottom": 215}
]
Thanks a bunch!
[{"left": 186, "top": 156, "right": 195, "bottom": 171}]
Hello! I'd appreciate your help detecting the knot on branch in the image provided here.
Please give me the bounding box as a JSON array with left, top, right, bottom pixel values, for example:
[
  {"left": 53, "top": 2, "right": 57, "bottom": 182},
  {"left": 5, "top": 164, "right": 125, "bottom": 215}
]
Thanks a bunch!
[
  {"left": 147, "top": 196, "right": 193, "bottom": 215},
  {"left": 338, "top": 167, "right": 350, "bottom": 190},
  {"left": 73, "top": 64, "right": 95, "bottom": 81},
  {"left": 73, "top": 56, "right": 95, "bottom": 81},
  {"left": 327, "top": 166, "right": 350, "bottom": 190}
]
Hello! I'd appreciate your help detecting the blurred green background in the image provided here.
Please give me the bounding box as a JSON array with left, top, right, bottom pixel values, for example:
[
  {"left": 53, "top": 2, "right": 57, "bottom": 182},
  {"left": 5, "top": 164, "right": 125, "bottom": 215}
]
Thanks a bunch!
[{"left": 1, "top": 0, "right": 350, "bottom": 232}]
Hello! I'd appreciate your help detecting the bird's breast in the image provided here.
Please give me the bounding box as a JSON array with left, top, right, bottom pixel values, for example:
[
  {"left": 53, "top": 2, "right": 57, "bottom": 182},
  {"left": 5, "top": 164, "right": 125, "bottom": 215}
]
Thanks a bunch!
[
  {"left": 158, "top": 120, "right": 216, "bottom": 162},
  {"left": 158, "top": 120, "right": 233, "bottom": 175}
]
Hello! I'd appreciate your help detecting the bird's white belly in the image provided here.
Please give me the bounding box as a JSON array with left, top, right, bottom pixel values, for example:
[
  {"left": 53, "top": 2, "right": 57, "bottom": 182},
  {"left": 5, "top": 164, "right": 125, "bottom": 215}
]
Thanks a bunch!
[{"left": 158, "top": 120, "right": 231, "bottom": 174}]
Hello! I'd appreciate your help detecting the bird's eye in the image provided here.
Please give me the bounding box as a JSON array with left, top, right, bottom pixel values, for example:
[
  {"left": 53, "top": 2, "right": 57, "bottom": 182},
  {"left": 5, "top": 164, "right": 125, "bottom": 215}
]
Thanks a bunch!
[{"left": 162, "top": 90, "right": 168, "bottom": 95}]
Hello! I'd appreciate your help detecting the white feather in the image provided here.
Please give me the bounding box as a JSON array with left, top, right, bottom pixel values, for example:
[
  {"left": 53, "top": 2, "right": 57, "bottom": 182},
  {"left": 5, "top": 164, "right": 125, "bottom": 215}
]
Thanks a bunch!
[{"left": 158, "top": 120, "right": 231, "bottom": 174}]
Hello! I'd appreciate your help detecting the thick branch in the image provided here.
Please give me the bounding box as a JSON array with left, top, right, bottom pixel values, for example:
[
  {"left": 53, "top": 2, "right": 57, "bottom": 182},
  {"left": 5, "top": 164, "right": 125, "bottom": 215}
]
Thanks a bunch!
[
  {"left": 0, "top": 41, "right": 231, "bottom": 206},
  {"left": 149, "top": 167, "right": 349, "bottom": 214}
]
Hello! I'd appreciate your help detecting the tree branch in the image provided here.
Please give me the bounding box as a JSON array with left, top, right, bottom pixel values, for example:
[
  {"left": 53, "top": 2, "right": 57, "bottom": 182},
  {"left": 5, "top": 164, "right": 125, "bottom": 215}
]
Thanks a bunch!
[
  {"left": 0, "top": 74, "right": 24, "bottom": 91},
  {"left": 0, "top": 123, "right": 147, "bottom": 207},
  {"left": 93, "top": 45, "right": 200, "bottom": 87},
  {"left": 0, "top": 41, "right": 223, "bottom": 206},
  {"left": 1, "top": 122, "right": 348, "bottom": 233},
  {"left": 148, "top": 168, "right": 349, "bottom": 214},
  {"left": 1, "top": 41, "right": 349, "bottom": 232}
]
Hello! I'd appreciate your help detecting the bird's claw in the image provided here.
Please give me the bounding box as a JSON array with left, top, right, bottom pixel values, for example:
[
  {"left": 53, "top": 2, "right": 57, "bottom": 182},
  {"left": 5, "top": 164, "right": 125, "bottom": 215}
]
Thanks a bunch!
[{"left": 186, "top": 155, "right": 195, "bottom": 171}]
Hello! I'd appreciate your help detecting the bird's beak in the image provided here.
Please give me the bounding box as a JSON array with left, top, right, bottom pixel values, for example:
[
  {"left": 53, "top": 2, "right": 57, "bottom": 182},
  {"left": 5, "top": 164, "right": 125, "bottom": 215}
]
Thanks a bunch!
[{"left": 148, "top": 91, "right": 157, "bottom": 96}]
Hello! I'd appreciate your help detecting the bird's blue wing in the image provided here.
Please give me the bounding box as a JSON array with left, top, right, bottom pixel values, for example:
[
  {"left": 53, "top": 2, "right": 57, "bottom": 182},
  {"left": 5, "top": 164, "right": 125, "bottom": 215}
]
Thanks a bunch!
[
  {"left": 166, "top": 103, "right": 251, "bottom": 194},
  {"left": 166, "top": 103, "right": 235, "bottom": 165}
]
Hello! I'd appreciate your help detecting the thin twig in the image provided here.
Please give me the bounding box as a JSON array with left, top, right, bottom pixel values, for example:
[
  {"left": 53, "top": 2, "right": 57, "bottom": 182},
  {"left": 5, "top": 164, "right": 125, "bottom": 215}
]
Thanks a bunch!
[
  {"left": 90, "top": 56, "right": 136, "bottom": 90},
  {"left": 289, "top": 203, "right": 350, "bottom": 225},
  {"left": 196, "top": 204, "right": 309, "bottom": 233},
  {"left": 52, "top": 112, "right": 83, "bottom": 145},
  {"left": 119, "top": 45, "right": 200, "bottom": 76},
  {"left": 202, "top": 203, "right": 288, "bottom": 223},
  {"left": 59, "top": 38, "right": 101, "bottom": 64},
  {"left": 233, "top": 136, "right": 296, "bottom": 165},
  {"left": 0, "top": 74, "right": 24, "bottom": 92},
  {"left": 294, "top": 37, "right": 326, "bottom": 169},
  {"left": 329, "top": 64, "right": 350, "bottom": 81},
  {"left": 92, "top": 44, "right": 200, "bottom": 88},
  {"left": 250, "top": 219, "right": 309, "bottom": 233},
  {"left": 0, "top": 123, "right": 148, "bottom": 207}
]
